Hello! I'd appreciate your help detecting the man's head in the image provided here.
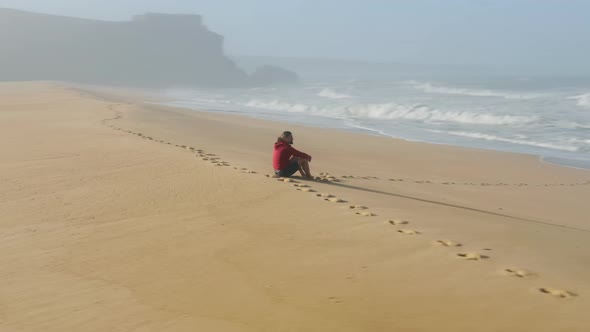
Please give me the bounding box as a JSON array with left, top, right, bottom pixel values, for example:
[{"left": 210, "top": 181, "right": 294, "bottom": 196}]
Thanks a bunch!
[{"left": 278, "top": 131, "right": 293, "bottom": 145}]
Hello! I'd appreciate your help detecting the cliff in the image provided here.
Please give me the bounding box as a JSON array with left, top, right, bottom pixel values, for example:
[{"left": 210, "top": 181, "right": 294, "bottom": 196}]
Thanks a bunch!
[{"left": 0, "top": 9, "right": 249, "bottom": 87}]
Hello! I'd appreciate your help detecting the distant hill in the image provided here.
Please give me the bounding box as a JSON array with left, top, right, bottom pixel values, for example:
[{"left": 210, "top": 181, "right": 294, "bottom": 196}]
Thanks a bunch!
[{"left": 0, "top": 9, "right": 290, "bottom": 87}]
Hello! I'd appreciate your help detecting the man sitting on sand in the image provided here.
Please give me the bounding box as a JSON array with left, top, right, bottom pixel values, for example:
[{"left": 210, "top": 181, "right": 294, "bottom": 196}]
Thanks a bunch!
[{"left": 273, "top": 131, "right": 313, "bottom": 178}]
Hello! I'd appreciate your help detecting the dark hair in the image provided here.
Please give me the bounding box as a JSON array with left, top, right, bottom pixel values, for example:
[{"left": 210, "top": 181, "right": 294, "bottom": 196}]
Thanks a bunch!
[{"left": 277, "top": 131, "right": 292, "bottom": 143}]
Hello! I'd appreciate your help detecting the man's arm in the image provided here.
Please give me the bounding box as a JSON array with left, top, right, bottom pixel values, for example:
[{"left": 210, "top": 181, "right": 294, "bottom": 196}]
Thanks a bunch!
[{"left": 288, "top": 145, "right": 311, "bottom": 161}]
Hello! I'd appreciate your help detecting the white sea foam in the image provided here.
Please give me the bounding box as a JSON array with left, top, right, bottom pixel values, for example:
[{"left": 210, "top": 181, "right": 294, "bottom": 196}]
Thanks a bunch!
[
  {"left": 565, "top": 137, "right": 590, "bottom": 146},
  {"left": 409, "top": 81, "right": 541, "bottom": 100},
  {"left": 243, "top": 99, "right": 316, "bottom": 113},
  {"left": 317, "top": 88, "right": 352, "bottom": 99},
  {"left": 567, "top": 93, "right": 590, "bottom": 108},
  {"left": 191, "top": 97, "right": 232, "bottom": 104},
  {"left": 344, "top": 122, "right": 396, "bottom": 138},
  {"left": 349, "top": 103, "right": 537, "bottom": 124},
  {"left": 436, "top": 130, "right": 579, "bottom": 152},
  {"left": 241, "top": 99, "right": 536, "bottom": 125}
]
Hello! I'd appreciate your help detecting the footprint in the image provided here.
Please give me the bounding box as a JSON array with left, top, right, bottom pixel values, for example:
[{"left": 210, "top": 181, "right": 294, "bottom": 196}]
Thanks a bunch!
[
  {"left": 296, "top": 188, "right": 315, "bottom": 192},
  {"left": 436, "top": 240, "right": 462, "bottom": 247},
  {"left": 279, "top": 178, "right": 294, "bottom": 183},
  {"left": 538, "top": 288, "right": 578, "bottom": 299},
  {"left": 316, "top": 193, "right": 334, "bottom": 198},
  {"left": 242, "top": 170, "right": 257, "bottom": 174},
  {"left": 355, "top": 211, "right": 376, "bottom": 217},
  {"left": 327, "top": 296, "right": 343, "bottom": 304},
  {"left": 397, "top": 229, "right": 420, "bottom": 235},
  {"left": 388, "top": 219, "right": 409, "bottom": 226},
  {"left": 325, "top": 197, "right": 345, "bottom": 203},
  {"left": 457, "top": 253, "right": 489, "bottom": 260},
  {"left": 293, "top": 184, "right": 309, "bottom": 188},
  {"left": 349, "top": 205, "right": 368, "bottom": 210},
  {"left": 505, "top": 268, "right": 533, "bottom": 278}
]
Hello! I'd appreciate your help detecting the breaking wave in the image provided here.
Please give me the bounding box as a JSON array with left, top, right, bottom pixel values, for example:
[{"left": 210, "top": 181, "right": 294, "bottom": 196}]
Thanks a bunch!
[
  {"left": 409, "top": 81, "right": 541, "bottom": 100},
  {"left": 243, "top": 99, "right": 316, "bottom": 113},
  {"left": 317, "top": 88, "right": 353, "bottom": 99},
  {"left": 241, "top": 99, "right": 537, "bottom": 125},
  {"left": 567, "top": 93, "right": 590, "bottom": 108}
]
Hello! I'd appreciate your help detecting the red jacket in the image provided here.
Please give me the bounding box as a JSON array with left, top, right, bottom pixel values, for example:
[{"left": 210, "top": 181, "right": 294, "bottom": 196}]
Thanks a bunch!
[{"left": 273, "top": 140, "right": 311, "bottom": 170}]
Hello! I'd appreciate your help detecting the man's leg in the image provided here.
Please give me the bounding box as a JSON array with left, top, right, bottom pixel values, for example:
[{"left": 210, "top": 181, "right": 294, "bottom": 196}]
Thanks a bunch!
[{"left": 297, "top": 158, "right": 312, "bottom": 178}]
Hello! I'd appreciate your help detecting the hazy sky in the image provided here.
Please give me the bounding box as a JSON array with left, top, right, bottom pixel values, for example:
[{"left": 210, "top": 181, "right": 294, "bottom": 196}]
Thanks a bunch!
[{"left": 1, "top": 0, "right": 589, "bottom": 73}]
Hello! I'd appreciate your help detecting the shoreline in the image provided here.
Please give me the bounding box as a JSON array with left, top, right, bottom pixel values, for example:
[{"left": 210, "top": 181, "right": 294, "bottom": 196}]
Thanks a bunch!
[
  {"left": 170, "top": 105, "right": 590, "bottom": 172},
  {"left": 157, "top": 100, "right": 590, "bottom": 172},
  {"left": 540, "top": 156, "right": 590, "bottom": 171},
  {"left": 72, "top": 82, "right": 590, "bottom": 172}
]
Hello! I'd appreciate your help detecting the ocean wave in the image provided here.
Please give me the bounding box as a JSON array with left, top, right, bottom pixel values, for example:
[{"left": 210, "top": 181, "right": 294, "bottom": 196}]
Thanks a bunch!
[
  {"left": 344, "top": 122, "right": 396, "bottom": 138},
  {"left": 241, "top": 99, "right": 537, "bottom": 125},
  {"left": 565, "top": 137, "right": 590, "bottom": 146},
  {"left": 349, "top": 103, "right": 537, "bottom": 124},
  {"left": 567, "top": 93, "right": 590, "bottom": 108},
  {"left": 554, "top": 121, "right": 590, "bottom": 129},
  {"left": 190, "top": 97, "right": 232, "bottom": 104},
  {"left": 243, "top": 99, "right": 317, "bottom": 113},
  {"left": 408, "top": 81, "right": 541, "bottom": 100},
  {"left": 317, "top": 88, "right": 353, "bottom": 99},
  {"left": 436, "top": 130, "right": 579, "bottom": 152}
]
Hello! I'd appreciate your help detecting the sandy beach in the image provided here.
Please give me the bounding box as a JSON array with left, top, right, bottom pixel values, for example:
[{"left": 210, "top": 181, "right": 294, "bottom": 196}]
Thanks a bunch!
[{"left": 1, "top": 81, "right": 589, "bottom": 331}]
